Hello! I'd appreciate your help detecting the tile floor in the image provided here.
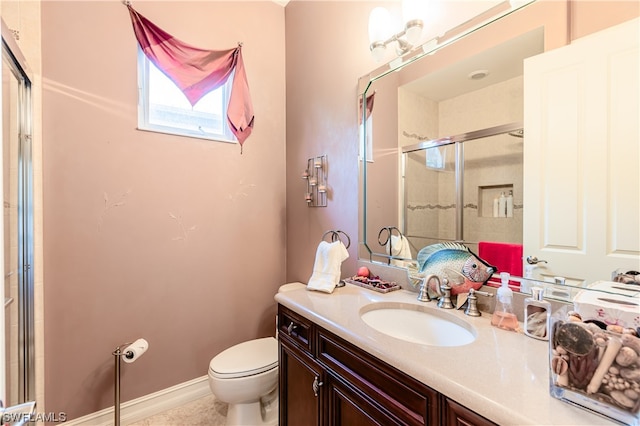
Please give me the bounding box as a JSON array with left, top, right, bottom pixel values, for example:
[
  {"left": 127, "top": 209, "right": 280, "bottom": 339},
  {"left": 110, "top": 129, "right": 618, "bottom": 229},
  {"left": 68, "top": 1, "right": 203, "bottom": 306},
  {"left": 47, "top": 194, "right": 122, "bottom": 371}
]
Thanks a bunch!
[{"left": 128, "top": 395, "right": 228, "bottom": 426}]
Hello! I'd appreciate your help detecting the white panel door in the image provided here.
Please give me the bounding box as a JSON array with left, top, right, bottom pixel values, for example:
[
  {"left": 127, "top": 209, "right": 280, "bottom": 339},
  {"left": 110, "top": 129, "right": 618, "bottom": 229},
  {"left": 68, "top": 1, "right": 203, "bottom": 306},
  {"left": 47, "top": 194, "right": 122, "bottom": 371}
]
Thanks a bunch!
[{"left": 523, "top": 18, "right": 640, "bottom": 285}]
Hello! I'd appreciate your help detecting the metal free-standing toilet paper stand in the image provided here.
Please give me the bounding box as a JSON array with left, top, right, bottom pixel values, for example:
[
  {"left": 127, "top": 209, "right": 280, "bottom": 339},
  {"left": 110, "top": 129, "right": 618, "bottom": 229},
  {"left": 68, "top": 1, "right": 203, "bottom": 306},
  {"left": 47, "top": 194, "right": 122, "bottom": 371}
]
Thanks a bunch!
[{"left": 112, "top": 339, "right": 148, "bottom": 426}]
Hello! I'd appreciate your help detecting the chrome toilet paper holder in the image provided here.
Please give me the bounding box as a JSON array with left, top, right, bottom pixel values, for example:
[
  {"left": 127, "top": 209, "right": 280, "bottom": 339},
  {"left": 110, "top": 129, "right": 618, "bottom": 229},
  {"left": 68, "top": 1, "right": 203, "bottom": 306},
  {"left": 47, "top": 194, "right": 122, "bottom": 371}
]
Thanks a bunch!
[{"left": 113, "top": 338, "right": 149, "bottom": 426}]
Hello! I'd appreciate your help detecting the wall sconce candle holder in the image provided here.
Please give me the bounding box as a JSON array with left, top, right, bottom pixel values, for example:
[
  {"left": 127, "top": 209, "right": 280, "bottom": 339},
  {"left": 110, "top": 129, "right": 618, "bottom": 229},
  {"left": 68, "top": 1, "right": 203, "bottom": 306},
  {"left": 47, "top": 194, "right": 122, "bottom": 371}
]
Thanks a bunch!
[{"left": 303, "top": 155, "right": 327, "bottom": 207}]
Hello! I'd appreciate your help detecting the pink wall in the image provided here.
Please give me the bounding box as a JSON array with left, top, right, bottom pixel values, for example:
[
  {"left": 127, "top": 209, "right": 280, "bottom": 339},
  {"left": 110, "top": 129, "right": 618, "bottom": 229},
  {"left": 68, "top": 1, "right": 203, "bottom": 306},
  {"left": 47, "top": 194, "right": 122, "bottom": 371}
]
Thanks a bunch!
[
  {"left": 570, "top": 0, "right": 640, "bottom": 40},
  {"left": 41, "top": 1, "right": 285, "bottom": 419},
  {"left": 284, "top": 1, "right": 383, "bottom": 282}
]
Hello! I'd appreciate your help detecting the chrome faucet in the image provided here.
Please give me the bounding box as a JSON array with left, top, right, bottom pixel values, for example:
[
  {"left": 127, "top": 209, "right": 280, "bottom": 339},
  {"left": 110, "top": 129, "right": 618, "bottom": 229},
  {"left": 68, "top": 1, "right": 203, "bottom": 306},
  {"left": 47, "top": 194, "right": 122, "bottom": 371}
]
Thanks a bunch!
[{"left": 417, "top": 274, "right": 440, "bottom": 302}]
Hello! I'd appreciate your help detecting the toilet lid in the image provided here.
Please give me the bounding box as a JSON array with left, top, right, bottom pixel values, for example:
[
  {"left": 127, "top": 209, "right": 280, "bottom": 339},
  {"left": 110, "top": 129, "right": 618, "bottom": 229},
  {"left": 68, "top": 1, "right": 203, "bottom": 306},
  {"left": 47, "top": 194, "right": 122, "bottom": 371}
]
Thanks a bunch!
[{"left": 209, "top": 337, "right": 278, "bottom": 379}]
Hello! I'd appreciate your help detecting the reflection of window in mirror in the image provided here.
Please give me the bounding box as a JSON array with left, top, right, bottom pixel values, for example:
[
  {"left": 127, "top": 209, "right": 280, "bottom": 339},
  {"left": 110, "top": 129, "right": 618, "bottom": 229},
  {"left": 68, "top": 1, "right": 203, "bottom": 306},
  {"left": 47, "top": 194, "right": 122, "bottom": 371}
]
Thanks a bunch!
[
  {"left": 358, "top": 117, "right": 374, "bottom": 163},
  {"left": 359, "top": 92, "right": 375, "bottom": 162}
]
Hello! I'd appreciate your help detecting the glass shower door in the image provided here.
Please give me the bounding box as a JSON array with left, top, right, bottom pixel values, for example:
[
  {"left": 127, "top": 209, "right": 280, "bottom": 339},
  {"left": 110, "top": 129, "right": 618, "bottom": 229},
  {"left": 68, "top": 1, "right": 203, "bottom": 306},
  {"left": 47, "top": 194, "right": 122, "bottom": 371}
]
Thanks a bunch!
[
  {"left": 2, "top": 35, "right": 34, "bottom": 407},
  {"left": 403, "top": 143, "right": 457, "bottom": 249}
]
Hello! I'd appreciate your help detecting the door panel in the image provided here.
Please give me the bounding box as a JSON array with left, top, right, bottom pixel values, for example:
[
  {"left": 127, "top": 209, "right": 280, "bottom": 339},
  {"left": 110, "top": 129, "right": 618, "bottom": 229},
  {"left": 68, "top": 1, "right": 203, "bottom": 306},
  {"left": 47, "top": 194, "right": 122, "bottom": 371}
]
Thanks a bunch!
[
  {"left": 523, "top": 18, "right": 640, "bottom": 285},
  {"left": 279, "top": 343, "right": 322, "bottom": 426}
]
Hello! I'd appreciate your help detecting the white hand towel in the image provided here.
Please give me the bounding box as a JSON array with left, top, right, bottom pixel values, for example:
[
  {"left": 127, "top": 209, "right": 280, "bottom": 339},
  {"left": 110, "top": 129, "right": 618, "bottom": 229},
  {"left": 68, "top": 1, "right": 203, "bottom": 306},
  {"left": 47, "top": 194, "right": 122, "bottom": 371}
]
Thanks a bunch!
[
  {"left": 388, "top": 235, "right": 412, "bottom": 267},
  {"left": 307, "top": 241, "right": 349, "bottom": 293}
]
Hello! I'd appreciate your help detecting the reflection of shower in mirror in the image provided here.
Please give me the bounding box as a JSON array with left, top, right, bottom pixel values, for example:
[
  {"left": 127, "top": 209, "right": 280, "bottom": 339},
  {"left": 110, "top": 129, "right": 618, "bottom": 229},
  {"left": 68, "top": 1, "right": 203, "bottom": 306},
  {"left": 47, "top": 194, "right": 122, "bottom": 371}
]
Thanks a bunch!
[{"left": 401, "top": 122, "right": 524, "bottom": 260}]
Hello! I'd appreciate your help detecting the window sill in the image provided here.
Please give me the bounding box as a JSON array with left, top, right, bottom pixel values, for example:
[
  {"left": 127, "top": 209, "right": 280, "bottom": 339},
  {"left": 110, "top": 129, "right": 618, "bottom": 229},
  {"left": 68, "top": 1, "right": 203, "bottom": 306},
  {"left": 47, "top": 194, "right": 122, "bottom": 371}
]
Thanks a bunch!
[{"left": 135, "top": 125, "right": 237, "bottom": 145}]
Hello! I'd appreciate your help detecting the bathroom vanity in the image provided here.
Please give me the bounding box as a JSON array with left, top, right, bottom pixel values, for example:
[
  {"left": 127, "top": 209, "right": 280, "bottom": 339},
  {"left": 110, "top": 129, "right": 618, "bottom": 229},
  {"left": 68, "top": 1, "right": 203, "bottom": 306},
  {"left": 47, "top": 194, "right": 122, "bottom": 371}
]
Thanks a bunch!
[
  {"left": 275, "top": 283, "right": 614, "bottom": 425},
  {"left": 278, "top": 304, "right": 491, "bottom": 425}
]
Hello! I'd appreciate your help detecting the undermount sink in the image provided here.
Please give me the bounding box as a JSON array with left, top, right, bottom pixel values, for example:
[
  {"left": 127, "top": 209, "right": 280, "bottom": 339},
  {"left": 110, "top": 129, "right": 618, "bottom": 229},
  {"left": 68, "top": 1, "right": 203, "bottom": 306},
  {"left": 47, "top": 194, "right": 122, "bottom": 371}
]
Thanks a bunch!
[{"left": 360, "top": 303, "right": 476, "bottom": 347}]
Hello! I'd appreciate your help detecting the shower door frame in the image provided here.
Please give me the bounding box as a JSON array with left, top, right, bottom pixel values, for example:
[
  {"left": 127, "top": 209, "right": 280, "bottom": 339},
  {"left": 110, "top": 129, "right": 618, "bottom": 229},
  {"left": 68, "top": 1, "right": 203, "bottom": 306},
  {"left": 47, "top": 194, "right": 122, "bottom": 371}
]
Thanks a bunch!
[{"left": 1, "top": 20, "right": 35, "bottom": 406}]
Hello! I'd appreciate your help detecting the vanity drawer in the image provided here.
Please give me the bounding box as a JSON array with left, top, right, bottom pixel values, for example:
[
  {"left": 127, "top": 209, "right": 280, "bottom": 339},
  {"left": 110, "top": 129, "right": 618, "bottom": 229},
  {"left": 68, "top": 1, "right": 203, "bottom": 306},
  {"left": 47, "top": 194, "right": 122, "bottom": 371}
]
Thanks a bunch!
[
  {"left": 317, "top": 329, "right": 439, "bottom": 425},
  {"left": 278, "top": 305, "right": 314, "bottom": 354}
]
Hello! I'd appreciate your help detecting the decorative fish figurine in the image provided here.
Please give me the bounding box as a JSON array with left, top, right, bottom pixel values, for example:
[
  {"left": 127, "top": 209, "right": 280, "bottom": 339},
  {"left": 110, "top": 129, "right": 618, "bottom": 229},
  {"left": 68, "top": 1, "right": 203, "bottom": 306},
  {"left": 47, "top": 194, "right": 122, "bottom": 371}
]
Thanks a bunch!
[{"left": 417, "top": 242, "right": 496, "bottom": 295}]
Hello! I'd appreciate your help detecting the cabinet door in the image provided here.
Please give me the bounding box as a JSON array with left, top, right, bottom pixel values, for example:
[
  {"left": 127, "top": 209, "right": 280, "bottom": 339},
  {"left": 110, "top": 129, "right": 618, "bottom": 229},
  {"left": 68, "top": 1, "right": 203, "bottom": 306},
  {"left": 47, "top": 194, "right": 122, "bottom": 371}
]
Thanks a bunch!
[
  {"left": 326, "top": 373, "right": 403, "bottom": 426},
  {"left": 318, "top": 330, "right": 439, "bottom": 425},
  {"left": 523, "top": 18, "right": 639, "bottom": 285},
  {"left": 442, "top": 398, "right": 497, "bottom": 426},
  {"left": 279, "top": 341, "right": 324, "bottom": 426}
]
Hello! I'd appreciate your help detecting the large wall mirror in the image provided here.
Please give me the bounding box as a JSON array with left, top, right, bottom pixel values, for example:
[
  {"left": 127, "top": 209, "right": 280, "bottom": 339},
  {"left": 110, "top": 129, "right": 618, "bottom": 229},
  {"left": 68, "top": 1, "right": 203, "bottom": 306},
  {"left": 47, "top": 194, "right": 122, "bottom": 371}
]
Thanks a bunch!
[{"left": 358, "top": 0, "right": 640, "bottom": 295}]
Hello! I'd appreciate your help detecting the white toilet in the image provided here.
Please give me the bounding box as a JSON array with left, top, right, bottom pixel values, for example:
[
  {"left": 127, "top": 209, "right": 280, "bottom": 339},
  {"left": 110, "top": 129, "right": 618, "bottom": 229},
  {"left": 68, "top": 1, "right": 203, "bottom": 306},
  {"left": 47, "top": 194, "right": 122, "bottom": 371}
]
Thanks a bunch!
[
  {"left": 208, "top": 284, "right": 306, "bottom": 425},
  {"left": 208, "top": 337, "right": 279, "bottom": 426}
]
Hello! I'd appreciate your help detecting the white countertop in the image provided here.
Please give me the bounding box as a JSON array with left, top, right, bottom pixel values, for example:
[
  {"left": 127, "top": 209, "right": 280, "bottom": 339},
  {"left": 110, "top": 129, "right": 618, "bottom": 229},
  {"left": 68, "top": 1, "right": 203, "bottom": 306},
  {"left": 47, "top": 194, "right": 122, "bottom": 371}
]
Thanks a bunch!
[{"left": 275, "top": 282, "right": 618, "bottom": 425}]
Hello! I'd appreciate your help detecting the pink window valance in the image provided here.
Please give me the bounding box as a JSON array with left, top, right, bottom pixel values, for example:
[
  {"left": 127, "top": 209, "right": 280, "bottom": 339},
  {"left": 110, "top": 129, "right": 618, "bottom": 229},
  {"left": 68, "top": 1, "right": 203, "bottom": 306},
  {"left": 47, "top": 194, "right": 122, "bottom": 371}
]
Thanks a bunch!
[{"left": 126, "top": 4, "right": 254, "bottom": 152}]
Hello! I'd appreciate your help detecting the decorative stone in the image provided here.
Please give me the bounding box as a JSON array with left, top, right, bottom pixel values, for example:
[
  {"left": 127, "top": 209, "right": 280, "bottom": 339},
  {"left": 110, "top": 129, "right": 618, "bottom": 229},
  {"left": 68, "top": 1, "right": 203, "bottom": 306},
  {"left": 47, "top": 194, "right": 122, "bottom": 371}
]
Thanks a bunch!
[{"left": 555, "top": 322, "right": 595, "bottom": 356}]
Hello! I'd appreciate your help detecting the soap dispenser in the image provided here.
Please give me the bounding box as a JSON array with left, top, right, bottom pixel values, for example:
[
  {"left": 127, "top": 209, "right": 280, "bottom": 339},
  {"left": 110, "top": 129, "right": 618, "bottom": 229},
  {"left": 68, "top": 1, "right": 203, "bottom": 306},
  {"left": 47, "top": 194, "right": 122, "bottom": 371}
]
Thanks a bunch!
[
  {"left": 524, "top": 287, "right": 550, "bottom": 340},
  {"left": 520, "top": 263, "right": 536, "bottom": 294},
  {"left": 491, "top": 272, "right": 519, "bottom": 331}
]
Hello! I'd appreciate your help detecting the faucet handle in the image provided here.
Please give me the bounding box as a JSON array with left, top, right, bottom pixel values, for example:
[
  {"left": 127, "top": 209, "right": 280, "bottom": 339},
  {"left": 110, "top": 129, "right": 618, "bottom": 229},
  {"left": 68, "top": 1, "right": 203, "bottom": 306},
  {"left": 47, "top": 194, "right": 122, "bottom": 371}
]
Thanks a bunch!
[
  {"left": 464, "top": 289, "right": 481, "bottom": 317},
  {"left": 437, "top": 278, "right": 454, "bottom": 309}
]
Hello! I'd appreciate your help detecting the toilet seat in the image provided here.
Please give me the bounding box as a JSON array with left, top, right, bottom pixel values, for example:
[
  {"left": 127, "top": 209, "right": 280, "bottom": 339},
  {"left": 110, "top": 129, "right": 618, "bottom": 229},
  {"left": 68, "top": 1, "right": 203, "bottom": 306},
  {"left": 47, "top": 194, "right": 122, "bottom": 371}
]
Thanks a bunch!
[{"left": 209, "top": 337, "right": 278, "bottom": 379}]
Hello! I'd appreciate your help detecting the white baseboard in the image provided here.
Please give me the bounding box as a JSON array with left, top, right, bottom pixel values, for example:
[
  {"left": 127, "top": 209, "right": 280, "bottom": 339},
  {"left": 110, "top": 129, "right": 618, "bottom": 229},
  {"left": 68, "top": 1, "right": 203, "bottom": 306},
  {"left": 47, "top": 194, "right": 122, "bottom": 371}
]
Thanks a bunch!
[{"left": 64, "top": 375, "right": 210, "bottom": 426}]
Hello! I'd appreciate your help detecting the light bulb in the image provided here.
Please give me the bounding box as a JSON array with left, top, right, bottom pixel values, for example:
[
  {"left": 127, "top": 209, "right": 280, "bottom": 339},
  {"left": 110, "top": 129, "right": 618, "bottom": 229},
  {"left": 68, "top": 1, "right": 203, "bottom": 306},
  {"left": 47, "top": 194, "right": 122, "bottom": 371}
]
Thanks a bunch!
[
  {"left": 405, "top": 20, "right": 424, "bottom": 45},
  {"left": 402, "top": 0, "right": 428, "bottom": 44},
  {"left": 368, "top": 7, "right": 392, "bottom": 44},
  {"left": 370, "top": 42, "right": 387, "bottom": 62}
]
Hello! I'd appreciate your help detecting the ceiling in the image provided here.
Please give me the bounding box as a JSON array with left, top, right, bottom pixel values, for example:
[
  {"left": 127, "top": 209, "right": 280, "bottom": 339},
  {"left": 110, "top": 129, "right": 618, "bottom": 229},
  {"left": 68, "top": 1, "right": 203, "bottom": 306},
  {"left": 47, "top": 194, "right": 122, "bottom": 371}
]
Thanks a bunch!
[{"left": 402, "top": 26, "right": 544, "bottom": 101}]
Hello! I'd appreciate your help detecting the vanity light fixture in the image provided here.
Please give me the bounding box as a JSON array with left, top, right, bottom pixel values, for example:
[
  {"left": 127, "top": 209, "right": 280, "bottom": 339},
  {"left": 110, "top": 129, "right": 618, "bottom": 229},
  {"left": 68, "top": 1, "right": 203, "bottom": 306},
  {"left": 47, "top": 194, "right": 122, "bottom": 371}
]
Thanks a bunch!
[{"left": 368, "top": 0, "right": 428, "bottom": 62}]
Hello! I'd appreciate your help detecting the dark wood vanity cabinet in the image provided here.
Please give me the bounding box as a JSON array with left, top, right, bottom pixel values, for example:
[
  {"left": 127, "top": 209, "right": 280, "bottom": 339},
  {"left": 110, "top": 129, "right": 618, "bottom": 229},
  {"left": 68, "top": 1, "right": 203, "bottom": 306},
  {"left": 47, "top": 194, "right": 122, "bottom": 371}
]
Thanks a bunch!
[
  {"left": 278, "top": 306, "right": 324, "bottom": 426},
  {"left": 278, "top": 304, "right": 496, "bottom": 426},
  {"left": 442, "top": 398, "right": 495, "bottom": 426}
]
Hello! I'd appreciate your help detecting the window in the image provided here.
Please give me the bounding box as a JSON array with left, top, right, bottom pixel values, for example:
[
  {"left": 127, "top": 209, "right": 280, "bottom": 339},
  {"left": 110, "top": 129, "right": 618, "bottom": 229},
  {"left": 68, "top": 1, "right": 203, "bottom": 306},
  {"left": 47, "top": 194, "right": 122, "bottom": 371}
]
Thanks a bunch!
[{"left": 137, "top": 48, "right": 236, "bottom": 143}]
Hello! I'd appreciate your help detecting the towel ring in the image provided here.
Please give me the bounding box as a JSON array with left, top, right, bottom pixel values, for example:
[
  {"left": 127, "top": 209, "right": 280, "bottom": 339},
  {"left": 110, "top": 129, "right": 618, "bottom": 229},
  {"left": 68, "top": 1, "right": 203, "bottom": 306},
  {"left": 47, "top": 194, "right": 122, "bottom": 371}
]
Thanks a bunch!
[
  {"left": 377, "top": 226, "right": 403, "bottom": 247},
  {"left": 378, "top": 226, "right": 405, "bottom": 263},
  {"left": 321, "top": 230, "right": 351, "bottom": 249}
]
